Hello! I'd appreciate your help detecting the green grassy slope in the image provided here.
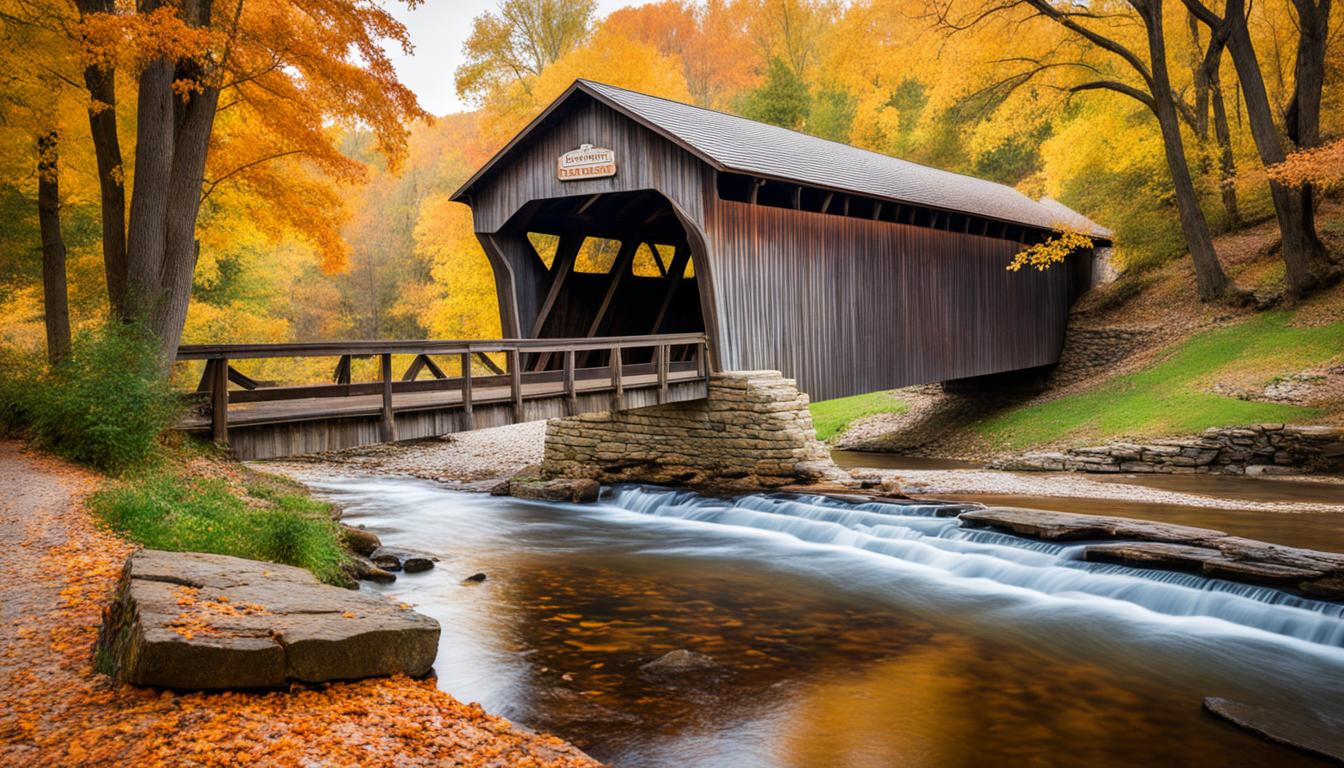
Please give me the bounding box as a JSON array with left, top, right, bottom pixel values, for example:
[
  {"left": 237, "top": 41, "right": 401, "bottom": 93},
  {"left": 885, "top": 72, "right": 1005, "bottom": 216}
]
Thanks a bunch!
[
  {"left": 810, "top": 390, "right": 908, "bottom": 440},
  {"left": 974, "top": 311, "right": 1342, "bottom": 450}
]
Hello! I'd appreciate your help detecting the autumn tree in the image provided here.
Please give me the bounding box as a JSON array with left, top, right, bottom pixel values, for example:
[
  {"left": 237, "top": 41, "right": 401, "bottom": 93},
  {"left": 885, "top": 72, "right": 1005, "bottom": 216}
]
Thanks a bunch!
[
  {"left": 72, "top": 0, "right": 427, "bottom": 364},
  {"left": 1183, "top": 0, "right": 1338, "bottom": 297},
  {"left": 937, "top": 0, "right": 1237, "bottom": 301},
  {"left": 455, "top": 0, "right": 598, "bottom": 106}
]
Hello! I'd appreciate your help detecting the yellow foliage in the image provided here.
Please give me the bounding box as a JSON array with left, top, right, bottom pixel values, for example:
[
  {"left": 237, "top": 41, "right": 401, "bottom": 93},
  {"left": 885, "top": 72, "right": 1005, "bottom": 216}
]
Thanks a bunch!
[
  {"left": 413, "top": 194, "right": 502, "bottom": 341},
  {"left": 1007, "top": 227, "right": 1095, "bottom": 272}
]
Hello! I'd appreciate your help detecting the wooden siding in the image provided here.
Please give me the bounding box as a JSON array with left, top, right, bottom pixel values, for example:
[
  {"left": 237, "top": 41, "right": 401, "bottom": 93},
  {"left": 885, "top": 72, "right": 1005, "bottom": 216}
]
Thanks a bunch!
[
  {"left": 469, "top": 98, "right": 709, "bottom": 234},
  {"left": 461, "top": 91, "right": 1088, "bottom": 402},
  {"left": 701, "top": 200, "right": 1078, "bottom": 401}
]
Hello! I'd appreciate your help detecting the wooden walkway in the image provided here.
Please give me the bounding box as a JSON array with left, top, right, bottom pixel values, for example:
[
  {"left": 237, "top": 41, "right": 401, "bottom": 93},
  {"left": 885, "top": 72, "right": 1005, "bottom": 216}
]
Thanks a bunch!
[{"left": 176, "top": 334, "right": 710, "bottom": 460}]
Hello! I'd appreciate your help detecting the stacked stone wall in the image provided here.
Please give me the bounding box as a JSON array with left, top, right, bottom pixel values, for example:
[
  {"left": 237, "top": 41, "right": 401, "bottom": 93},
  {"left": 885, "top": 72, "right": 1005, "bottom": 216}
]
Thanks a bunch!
[
  {"left": 541, "top": 370, "right": 839, "bottom": 491},
  {"left": 995, "top": 424, "right": 1344, "bottom": 475}
]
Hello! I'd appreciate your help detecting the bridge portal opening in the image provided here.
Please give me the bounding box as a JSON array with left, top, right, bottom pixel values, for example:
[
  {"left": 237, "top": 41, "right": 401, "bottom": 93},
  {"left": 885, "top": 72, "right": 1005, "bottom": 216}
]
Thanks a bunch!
[{"left": 494, "top": 189, "right": 707, "bottom": 369}]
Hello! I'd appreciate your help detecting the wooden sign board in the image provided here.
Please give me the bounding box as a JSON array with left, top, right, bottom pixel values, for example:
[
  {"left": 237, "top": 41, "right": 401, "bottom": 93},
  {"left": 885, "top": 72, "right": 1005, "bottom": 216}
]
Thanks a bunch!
[{"left": 557, "top": 144, "right": 617, "bottom": 181}]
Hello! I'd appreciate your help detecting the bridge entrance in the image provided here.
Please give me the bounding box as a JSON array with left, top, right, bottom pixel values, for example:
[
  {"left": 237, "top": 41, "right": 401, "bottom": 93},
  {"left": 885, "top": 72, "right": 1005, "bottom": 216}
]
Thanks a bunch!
[{"left": 482, "top": 190, "right": 710, "bottom": 370}]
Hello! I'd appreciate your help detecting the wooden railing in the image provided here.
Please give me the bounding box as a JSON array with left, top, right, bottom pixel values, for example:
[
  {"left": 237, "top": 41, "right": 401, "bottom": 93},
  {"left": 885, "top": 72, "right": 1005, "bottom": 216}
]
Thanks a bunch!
[{"left": 177, "top": 333, "right": 711, "bottom": 445}]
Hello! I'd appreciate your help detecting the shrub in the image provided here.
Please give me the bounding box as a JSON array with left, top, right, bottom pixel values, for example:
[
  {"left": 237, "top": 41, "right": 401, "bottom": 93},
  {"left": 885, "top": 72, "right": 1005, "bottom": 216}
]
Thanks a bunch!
[
  {"left": 0, "top": 347, "right": 39, "bottom": 435},
  {"left": 27, "top": 324, "right": 180, "bottom": 472},
  {"left": 90, "top": 470, "right": 348, "bottom": 585}
]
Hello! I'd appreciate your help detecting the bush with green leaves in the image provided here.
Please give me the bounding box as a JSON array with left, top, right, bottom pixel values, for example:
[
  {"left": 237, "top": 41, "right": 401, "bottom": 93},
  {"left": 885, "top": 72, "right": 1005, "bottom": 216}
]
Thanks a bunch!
[
  {"left": 90, "top": 471, "right": 348, "bottom": 585},
  {"left": 23, "top": 324, "right": 180, "bottom": 472}
]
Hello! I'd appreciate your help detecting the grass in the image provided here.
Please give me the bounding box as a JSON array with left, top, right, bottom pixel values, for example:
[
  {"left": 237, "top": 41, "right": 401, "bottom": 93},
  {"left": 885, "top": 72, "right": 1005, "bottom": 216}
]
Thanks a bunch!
[
  {"left": 810, "top": 390, "right": 909, "bottom": 441},
  {"left": 973, "top": 311, "right": 1343, "bottom": 450},
  {"left": 89, "top": 460, "right": 349, "bottom": 585}
]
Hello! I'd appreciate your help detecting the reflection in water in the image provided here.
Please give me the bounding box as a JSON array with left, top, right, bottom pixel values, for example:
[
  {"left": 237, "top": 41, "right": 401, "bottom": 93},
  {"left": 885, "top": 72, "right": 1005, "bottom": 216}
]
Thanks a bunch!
[{"left": 305, "top": 478, "right": 1344, "bottom": 768}]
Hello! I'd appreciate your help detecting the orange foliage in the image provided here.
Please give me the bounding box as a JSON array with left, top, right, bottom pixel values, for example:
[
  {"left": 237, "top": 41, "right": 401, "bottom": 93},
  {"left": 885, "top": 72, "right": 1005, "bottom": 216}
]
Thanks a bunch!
[
  {"left": 0, "top": 448, "right": 596, "bottom": 767},
  {"left": 1267, "top": 139, "right": 1344, "bottom": 189}
]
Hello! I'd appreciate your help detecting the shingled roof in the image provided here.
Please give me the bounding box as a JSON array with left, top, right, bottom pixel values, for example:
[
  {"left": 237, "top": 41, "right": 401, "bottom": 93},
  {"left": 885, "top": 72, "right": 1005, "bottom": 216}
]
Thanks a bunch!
[{"left": 453, "top": 79, "right": 1112, "bottom": 239}]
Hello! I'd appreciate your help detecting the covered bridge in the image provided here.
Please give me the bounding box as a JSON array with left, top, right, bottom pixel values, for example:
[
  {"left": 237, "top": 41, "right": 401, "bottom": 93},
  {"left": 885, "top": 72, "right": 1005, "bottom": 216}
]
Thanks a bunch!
[{"left": 451, "top": 79, "right": 1112, "bottom": 402}]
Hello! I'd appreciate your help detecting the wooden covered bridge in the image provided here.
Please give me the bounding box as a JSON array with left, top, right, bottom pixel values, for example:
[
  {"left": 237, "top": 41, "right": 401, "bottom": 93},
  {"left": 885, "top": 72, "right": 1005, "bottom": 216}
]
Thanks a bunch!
[{"left": 180, "top": 79, "right": 1110, "bottom": 460}]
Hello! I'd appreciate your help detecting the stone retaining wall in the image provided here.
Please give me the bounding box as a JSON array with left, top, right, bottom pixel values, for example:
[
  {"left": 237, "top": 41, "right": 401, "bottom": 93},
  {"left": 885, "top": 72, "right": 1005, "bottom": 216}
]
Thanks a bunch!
[
  {"left": 541, "top": 370, "right": 840, "bottom": 491},
  {"left": 994, "top": 424, "right": 1344, "bottom": 475}
]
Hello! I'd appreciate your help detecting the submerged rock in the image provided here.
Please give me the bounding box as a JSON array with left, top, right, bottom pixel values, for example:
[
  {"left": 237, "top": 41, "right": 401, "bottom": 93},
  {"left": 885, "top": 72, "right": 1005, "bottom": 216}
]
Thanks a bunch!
[
  {"left": 639, "top": 649, "right": 718, "bottom": 676},
  {"left": 463, "top": 572, "right": 487, "bottom": 583},
  {"left": 98, "top": 549, "right": 439, "bottom": 690},
  {"left": 1203, "top": 697, "right": 1344, "bottom": 763}
]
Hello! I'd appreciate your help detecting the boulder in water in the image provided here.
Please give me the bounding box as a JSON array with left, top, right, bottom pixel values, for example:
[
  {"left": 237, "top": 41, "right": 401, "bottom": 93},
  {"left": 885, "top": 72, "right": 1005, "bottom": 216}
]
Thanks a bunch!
[
  {"left": 369, "top": 547, "right": 437, "bottom": 573},
  {"left": 98, "top": 549, "right": 439, "bottom": 689},
  {"left": 1203, "top": 697, "right": 1344, "bottom": 763},
  {"left": 339, "top": 524, "right": 382, "bottom": 556},
  {"left": 639, "top": 649, "right": 718, "bottom": 676}
]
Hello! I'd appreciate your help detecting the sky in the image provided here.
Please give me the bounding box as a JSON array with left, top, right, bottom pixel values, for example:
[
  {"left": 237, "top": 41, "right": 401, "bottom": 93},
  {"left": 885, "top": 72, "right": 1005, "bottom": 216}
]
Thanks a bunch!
[{"left": 382, "top": 0, "right": 646, "bottom": 117}]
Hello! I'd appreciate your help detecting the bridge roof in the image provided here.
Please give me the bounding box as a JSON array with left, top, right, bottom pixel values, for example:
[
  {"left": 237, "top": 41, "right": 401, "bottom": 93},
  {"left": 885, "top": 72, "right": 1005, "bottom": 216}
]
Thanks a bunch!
[{"left": 452, "top": 79, "right": 1112, "bottom": 240}]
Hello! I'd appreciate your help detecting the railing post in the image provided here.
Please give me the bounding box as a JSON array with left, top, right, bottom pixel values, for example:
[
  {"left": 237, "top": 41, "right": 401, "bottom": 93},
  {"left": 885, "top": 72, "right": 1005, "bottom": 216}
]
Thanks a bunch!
[
  {"left": 509, "top": 348, "right": 523, "bottom": 423},
  {"left": 379, "top": 352, "right": 396, "bottom": 442},
  {"left": 563, "top": 349, "right": 577, "bottom": 416},
  {"left": 700, "top": 339, "right": 710, "bottom": 382},
  {"left": 656, "top": 343, "right": 668, "bottom": 404},
  {"left": 211, "top": 357, "right": 229, "bottom": 446},
  {"left": 610, "top": 345, "right": 624, "bottom": 411},
  {"left": 459, "top": 351, "right": 475, "bottom": 430}
]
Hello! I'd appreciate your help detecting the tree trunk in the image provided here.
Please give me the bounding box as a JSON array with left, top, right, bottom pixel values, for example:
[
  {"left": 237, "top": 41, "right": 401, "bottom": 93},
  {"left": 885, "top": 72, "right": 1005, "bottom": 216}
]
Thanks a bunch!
[
  {"left": 37, "top": 133, "right": 72, "bottom": 366},
  {"left": 74, "top": 0, "right": 128, "bottom": 319},
  {"left": 1222, "top": 3, "right": 1331, "bottom": 296},
  {"left": 1141, "top": 0, "right": 1231, "bottom": 300},
  {"left": 1209, "top": 68, "right": 1240, "bottom": 228},
  {"left": 1286, "top": 0, "right": 1335, "bottom": 269}
]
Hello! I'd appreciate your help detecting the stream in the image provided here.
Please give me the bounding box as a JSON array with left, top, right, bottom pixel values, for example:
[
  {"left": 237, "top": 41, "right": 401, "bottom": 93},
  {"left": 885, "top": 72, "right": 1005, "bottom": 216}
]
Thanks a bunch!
[{"left": 305, "top": 477, "right": 1344, "bottom": 767}]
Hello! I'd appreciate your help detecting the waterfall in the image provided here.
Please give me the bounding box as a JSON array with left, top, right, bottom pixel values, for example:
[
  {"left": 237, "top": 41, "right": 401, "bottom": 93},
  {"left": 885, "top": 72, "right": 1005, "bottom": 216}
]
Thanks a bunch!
[{"left": 601, "top": 486, "right": 1344, "bottom": 648}]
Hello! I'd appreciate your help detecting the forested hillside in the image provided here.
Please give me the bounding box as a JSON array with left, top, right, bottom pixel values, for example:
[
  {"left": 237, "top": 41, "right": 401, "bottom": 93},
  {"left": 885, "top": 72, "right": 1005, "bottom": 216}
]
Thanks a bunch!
[{"left": 1, "top": 0, "right": 1340, "bottom": 359}]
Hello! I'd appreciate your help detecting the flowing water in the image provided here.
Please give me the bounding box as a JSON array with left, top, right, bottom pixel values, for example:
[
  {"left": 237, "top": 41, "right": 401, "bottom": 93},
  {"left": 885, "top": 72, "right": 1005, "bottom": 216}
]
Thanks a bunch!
[{"left": 306, "top": 478, "right": 1344, "bottom": 767}]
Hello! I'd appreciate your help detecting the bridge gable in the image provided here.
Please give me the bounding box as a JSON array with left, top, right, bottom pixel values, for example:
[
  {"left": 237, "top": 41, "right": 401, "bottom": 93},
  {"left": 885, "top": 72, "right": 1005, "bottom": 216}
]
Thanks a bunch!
[{"left": 460, "top": 92, "right": 713, "bottom": 235}]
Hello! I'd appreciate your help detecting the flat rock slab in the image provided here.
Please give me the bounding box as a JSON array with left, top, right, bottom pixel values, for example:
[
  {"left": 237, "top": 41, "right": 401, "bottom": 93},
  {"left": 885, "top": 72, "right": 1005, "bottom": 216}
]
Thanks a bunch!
[
  {"left": 960, "top": 507, "right": 1344, "bottom": 600},
  {"left": 1204, "top": 697, "right": 1344, "bottom": 763},
  {"left": 98, "top": 549, "right": 440, "bottom": 690},
  {"left": 959, "top": 507, "right": 1228, "bottom": 544}
]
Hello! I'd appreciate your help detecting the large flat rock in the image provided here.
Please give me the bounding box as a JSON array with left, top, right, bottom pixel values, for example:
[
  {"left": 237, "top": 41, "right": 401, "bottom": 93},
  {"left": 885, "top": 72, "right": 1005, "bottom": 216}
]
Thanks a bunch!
[
  {"left": 958, "top": 507, "right": 1228, "bottom": 544},
  {"left": 1203, "top": 698, "right": 1344, "bottom": 763},
  {"left": 959, "top": 507, "right": 1344, "bottom": 600},
  {"left": 98, "top": 550, "right": 440, "bottom": 689}
]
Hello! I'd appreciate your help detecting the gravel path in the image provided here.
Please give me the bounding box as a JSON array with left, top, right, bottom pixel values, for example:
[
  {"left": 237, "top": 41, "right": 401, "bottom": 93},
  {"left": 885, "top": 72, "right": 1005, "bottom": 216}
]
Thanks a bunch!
[
  {"left": 0, "top": 441, "right": 596, "bottom": 767},
  {"left": 880, "top": 467, "right": 1344, "bottom": 514},
  {"left": 259, "top": 421, "right": 547, "bottom": 486}
]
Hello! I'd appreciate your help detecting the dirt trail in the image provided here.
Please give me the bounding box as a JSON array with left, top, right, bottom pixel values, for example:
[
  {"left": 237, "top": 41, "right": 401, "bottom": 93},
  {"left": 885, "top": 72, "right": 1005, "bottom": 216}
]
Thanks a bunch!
[{"left": 0, "top": 441, "right": 599, "bottom": 767}]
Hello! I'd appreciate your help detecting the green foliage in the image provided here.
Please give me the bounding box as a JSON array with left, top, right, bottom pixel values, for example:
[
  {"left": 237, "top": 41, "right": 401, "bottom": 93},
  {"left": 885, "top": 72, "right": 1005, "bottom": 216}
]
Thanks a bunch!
[
  {"left": 973, "top": 312, "right": 1343, "bottom": 449},
  {"left": 91, "top": 469, "right": 348, "bottom": 585},
  {"left": 15, "top": 323, "right": 180, "bottom": 472},
  {"left": 810, "top": 390, "right": 909, "bottom": 441},
  {"left": 0, "top": 346, "right": 39, "bottom": 434},
  {"left": 741, "top": 57, "right": 811, "bottom": 130},
  {"left": 808, "top": 84, "right": 856, "bottom": 142}
]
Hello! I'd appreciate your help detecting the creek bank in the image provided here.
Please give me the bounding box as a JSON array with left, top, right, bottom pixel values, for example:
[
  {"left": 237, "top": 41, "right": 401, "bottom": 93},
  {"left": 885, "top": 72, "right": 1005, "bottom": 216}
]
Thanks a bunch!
[
  {"left": 98, "top": 549, "right": 441, "bottom": 689},
  {"left": 992, "top": 424, "right": 1344, "bottom": 476},
  {"left": 957, "top": 507, "right": 1344, "bottom": 600}
]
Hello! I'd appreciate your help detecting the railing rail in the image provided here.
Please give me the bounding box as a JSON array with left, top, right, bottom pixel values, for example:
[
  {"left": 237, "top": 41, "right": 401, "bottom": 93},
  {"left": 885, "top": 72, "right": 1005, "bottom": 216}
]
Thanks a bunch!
[{"left": 177, "top": 333, "right": 711, "bottom": 447}]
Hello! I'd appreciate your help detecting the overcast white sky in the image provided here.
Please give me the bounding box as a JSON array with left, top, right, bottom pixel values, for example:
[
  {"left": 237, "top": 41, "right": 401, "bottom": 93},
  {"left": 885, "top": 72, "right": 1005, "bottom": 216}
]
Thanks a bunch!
[{"left": 382, "top": 0, "right": 646, "bottom": 117}]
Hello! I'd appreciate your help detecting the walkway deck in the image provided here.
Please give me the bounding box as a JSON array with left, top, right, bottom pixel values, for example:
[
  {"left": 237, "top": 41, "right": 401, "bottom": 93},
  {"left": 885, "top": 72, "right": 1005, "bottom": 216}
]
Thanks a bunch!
[{"left": 176, "top": 334, "right": 709, "bottom": 460}]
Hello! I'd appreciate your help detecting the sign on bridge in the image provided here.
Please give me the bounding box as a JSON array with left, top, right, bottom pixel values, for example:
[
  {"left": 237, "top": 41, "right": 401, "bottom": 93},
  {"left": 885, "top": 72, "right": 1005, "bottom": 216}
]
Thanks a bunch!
[{"left": 557, "top": 144, "right": 617, "bottom": 181}]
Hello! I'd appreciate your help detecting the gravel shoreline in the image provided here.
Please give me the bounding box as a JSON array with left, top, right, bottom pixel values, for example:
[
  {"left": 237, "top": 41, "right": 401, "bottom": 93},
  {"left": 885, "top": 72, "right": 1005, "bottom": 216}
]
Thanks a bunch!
[
  {"left": 257, "top": 421, "right": 1344, "bottom": 516},
  {"left": 258, "top": 421, "right": 547, "bottom": 487}
]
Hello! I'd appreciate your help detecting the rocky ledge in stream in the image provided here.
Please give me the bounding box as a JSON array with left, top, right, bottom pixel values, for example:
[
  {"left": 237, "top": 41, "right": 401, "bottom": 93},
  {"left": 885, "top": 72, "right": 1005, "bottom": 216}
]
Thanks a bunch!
[
  {"left": 957, "top": 507, "right": 1344, "bottom": 600},
  {"left": 97, "top": 550, "right": 440, "bottom": 689}
]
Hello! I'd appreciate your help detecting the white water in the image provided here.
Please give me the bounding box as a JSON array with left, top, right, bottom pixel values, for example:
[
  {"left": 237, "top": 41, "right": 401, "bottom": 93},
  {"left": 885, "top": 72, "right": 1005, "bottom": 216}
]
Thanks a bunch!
[
  {"left": 602, "top": 486, "right": 1344, "bottom": 649},
  {"left": 302, "top": 476, "right": 1344, "bottom": 764}
]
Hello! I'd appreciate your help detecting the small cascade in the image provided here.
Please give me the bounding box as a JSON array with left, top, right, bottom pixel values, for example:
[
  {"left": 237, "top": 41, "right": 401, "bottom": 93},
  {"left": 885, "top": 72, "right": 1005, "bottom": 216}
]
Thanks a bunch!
[{"left": 603, "top": 486, "right": 1344, "bottom": 647}]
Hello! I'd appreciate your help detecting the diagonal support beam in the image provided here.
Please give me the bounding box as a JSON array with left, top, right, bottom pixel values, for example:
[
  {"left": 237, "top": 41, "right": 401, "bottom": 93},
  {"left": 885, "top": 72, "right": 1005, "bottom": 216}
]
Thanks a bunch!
[{"left": 650, "top": 245, "right": 692, "bottom": 335}]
